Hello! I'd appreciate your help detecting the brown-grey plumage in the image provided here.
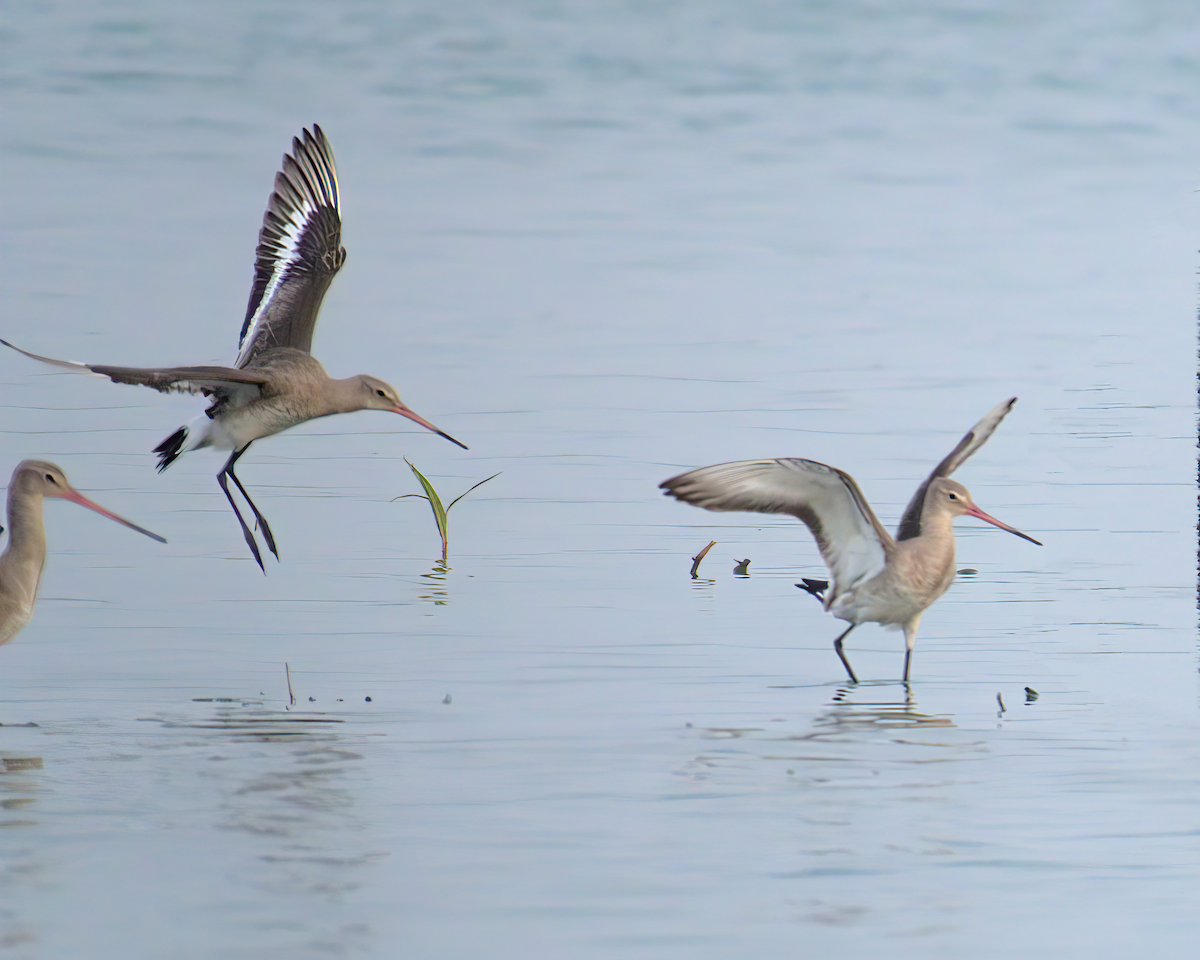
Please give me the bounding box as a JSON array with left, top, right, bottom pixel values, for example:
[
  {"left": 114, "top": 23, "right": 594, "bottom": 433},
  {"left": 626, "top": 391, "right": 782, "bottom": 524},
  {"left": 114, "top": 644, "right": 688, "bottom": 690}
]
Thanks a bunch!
[
  {"left": 236, "top": 125, "right": 345, "bottom": 367},
  {"left": 895, "top": 397, "right": 1018, "bottom": 541},
  {"left": 2, "top": 126, "right": 466, "bottom": 572},
  {"left": 1, "top": 461, "right": 165, "bottom": 646},
  {"left": 0, "top": 341, "right": 271, "bottom": 412},
  {"left": 659, "top": 400, "right": 1040, "bottom": 682}
]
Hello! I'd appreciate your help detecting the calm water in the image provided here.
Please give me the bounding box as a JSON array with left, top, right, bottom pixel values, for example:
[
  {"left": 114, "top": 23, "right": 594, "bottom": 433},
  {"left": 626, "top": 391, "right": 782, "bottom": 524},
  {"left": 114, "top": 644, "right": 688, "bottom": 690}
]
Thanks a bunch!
[{"left": 1, "top": 1, "right": 1196, "bottom": 957}]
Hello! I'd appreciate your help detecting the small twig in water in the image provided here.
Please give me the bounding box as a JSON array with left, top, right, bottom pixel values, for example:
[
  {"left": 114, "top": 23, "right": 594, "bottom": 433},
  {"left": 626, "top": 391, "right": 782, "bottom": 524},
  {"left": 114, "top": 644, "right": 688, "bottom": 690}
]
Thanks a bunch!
[
  {"left": 689, "top": 540, "right": 717, "bottom": 578},
  {"left": 285, "top": 662, "right": 295, "bottom": 707}
]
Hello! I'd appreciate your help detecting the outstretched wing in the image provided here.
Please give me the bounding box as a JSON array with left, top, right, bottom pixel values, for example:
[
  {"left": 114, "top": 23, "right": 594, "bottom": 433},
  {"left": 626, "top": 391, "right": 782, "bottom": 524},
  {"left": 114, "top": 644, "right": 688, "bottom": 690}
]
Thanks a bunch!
[
  {"left": 235, "top": 125, "right": 346, "bottom": 368},
  {"left": 895, "top": 397, "right": 1017, "bottom": 542},
  {"left": 1, "top": 339, "right": 267, "bottom": 408},
  {"left": 660, "top": 458, "right": 894, "bottom": 604}
]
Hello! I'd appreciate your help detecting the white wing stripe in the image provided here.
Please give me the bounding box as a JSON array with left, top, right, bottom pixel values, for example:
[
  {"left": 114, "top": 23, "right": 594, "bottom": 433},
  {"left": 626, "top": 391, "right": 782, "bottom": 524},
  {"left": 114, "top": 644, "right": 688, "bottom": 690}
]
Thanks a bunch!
[
  {"left": 234, "top": 127, "right": 341, "bottom": 368},
  {"left": 236, "top": 195, "right": 312, "bottom": 361}
]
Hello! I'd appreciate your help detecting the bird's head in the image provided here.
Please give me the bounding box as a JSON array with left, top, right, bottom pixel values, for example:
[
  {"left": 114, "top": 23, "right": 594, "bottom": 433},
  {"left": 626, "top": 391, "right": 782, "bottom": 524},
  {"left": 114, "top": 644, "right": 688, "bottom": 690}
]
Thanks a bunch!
[
  {"left": 13, "top": 460, "right": 71, "bottom": 499},
  {"left": 355, "top": 376, "right": 468, "bottom": 450},
  {"left": 9, "top": 460, "right": 165, "bottom": 542},
  {"left": 927, "top": 477, "right": 1040, "bottom": 545}
]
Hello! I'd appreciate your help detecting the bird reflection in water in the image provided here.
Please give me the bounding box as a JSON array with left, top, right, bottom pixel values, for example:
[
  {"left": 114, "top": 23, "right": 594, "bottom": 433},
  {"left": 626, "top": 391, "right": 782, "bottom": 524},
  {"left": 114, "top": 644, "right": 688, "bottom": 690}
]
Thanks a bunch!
[
  {"left": 157, "top": 699, "right": 379, "bottom": 950},
  {"left": 818, "top": 681, "right": 954, "bottom": 732}
]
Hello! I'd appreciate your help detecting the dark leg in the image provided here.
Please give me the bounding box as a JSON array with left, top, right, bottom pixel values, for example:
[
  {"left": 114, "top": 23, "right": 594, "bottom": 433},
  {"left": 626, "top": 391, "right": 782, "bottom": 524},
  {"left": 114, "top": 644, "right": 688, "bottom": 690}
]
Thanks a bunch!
[
  {"left": 218, "top": 458, "right": 264, "bottom": 571},
  {"left": 225, "top": 448, "right": 278, "bottom": 560},
  {"left": 833, "top": 624, "right": 859, "bottom": 683},
  {"left": 901, "top": 620, "right": 919, "bottom": 682},
  {"left": 216, "top": 446, "right": 274, "bottom": 572}
]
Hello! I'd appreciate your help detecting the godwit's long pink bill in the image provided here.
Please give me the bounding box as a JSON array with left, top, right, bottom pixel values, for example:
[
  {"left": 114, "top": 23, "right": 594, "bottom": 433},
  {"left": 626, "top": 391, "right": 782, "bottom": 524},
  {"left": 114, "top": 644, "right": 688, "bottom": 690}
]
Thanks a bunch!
[
  {"left": 1, "top": 460, "right": 166, "bottom": 646},
  {"left": 2, "top": 126, "right": 466, "bottom": 572},
  {"left": 660, "top": 398, "right": 1041, "bottom": 683}
]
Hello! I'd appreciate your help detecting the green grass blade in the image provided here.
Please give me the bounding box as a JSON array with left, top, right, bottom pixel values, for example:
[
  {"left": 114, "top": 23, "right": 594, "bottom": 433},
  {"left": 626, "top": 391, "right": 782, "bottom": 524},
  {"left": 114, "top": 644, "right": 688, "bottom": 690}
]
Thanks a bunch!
[
  {"left": 407, "top": 460, "right": 449, "bottom": 558},
  {"left": 445, "top": 472, "right": 501, "bottom": 511},
  {"left": 403, "top": 464, "right": 499, "bottom": 561}
]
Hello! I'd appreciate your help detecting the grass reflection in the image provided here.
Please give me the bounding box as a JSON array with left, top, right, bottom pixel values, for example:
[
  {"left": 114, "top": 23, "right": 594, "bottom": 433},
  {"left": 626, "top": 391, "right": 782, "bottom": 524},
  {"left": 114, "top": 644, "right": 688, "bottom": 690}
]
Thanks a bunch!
[{"left": 419, "top": 560, "right": 451, "bottom": 606}]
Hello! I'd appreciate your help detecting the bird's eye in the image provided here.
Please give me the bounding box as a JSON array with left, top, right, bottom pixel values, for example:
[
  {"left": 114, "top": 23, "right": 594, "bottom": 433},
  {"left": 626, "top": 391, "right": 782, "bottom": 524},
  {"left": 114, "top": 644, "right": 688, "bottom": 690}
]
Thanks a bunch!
[
  {"left": 375, "top": 389, "right": 387, "bottom": 398},
  {"left": 948, "top": 492, "right": 958, "bottom": 500},
  {"left": 44, "top": 473, "right": 56, "bottom": 484}
]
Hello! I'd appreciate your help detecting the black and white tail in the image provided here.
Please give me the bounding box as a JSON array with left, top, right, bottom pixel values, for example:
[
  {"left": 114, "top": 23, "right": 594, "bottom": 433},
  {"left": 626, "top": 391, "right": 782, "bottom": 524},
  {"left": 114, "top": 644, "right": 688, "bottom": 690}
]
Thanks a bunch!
[
  {"left": 154, "top": 427, "right": 188, "bottom": 472},
  {"left": 796, "top": 578, "right": 829, "bottom": 602}
]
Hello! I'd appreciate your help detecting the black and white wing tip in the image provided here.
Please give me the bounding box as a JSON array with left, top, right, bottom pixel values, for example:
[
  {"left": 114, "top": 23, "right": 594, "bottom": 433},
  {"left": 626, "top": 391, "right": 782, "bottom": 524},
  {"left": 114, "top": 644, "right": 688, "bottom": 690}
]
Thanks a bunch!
[{"left": 235, "top": 125, "right": 346, "bottom": 367}]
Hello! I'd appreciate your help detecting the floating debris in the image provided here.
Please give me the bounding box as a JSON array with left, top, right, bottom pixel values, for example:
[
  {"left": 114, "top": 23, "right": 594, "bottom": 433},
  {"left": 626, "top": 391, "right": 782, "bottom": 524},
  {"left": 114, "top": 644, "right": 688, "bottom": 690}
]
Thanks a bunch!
[
  {"left": 1, "top": 757, "right": 44, "bottom": 772},
  {"left": 689, "top": 540, "right": 717, "bottom": 578}
]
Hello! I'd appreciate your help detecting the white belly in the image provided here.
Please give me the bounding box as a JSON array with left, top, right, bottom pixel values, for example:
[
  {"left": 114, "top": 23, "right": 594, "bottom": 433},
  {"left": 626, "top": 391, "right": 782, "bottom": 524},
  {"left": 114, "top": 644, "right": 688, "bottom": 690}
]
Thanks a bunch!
[
  {"left": 184, "top": 402, "right": 300, "bottom": 454},
  {"left": 829, "top": 574, "right": 946, "bottom": 628}
]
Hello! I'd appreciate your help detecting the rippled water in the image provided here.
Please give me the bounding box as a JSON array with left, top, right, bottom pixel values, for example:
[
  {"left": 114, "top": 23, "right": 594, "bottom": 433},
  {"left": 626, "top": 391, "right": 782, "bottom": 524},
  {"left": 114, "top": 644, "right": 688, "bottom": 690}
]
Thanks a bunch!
[{"left": 1, "top": 1, "right": 1196, "bottom": 957}]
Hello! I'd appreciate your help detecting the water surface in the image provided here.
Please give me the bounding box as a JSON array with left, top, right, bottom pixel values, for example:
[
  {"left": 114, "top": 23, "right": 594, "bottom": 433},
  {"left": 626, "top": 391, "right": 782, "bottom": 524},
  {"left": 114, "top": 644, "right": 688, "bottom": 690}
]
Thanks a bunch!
[{"left": 1, "top": 1, "right": 1196, "bottom": 957}]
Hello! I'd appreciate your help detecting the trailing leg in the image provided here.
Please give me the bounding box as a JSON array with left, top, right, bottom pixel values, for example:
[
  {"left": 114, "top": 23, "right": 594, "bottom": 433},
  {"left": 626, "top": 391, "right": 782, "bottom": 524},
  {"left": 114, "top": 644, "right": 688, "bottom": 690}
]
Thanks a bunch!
[
  {"left": 833, "top": 623, "right": 859, "bottom": 683},
  {"left": 216, "top": 446, "right": 275, "bottom": 572},
  {"left": 218, "top": 459, "right": 264, "bottom": 572},
  {"left": 224, "top": 448, "right": 277, "bottom": 560}
]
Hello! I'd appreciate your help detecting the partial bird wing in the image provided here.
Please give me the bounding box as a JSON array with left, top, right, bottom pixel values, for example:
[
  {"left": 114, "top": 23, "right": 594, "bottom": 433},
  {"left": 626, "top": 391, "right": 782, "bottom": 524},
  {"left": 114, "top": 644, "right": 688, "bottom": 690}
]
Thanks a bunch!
[
  {"left": 660, "top": 458, "right": 894, "bottom": 603},
  {"left": 1, "top": 339, "right": 267, "bottom": 407},
  {"left": 235, "top": 125, "right": 346, "bottom": 368},
  {"left": 895, "top": 397, "right": 1017, "bottom": 542}
]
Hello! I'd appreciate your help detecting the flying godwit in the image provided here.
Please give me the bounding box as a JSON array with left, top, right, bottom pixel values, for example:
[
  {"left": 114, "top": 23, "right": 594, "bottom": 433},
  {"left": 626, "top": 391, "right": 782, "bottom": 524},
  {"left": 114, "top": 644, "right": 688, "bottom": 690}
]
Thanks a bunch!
[
  {"left": 659, "top": 398, "right": 1041, "bottom": 682},
  {"left": 3, "top": 126, "right": 466, "bottom": 571},
  {"left": 1, "top": 461, "right": 166, "bottom": 645}
]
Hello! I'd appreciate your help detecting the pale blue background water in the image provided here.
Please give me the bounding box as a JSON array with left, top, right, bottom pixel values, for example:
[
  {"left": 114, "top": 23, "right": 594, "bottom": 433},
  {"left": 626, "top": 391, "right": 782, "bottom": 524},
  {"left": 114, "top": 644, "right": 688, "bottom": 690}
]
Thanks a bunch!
[{"left": 0, "top": 1, "right": 1196, "bottom": 957}]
